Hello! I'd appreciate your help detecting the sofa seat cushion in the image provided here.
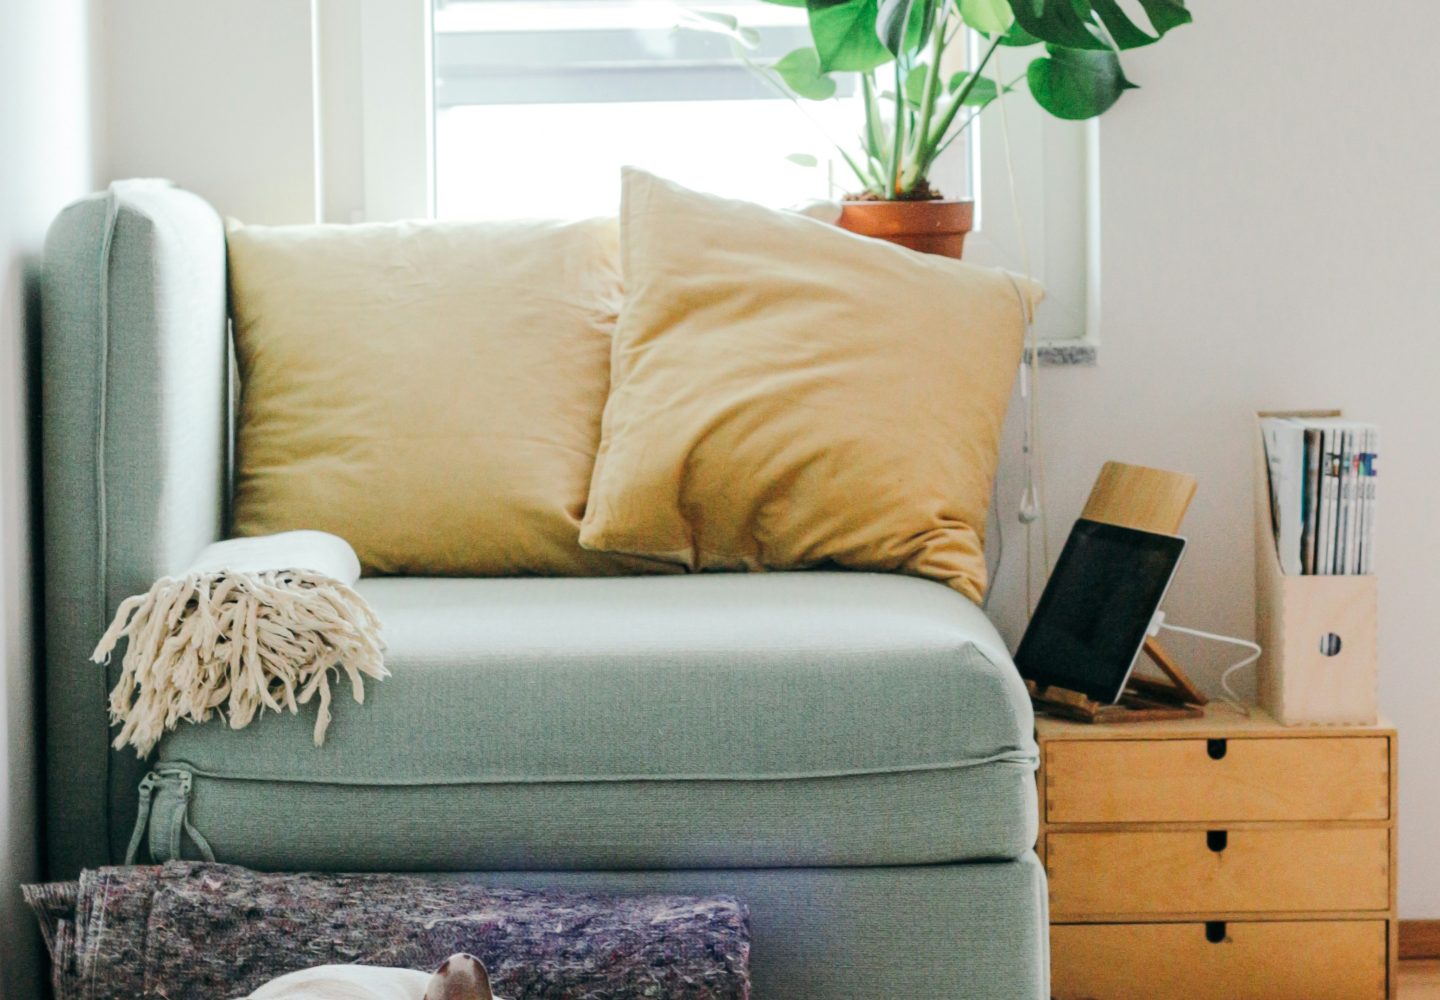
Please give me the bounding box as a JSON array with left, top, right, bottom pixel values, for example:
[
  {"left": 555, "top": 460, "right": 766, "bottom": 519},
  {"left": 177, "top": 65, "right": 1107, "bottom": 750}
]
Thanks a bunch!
[{"left": 157, "top": 572, "right": 1038, "bottom": 869}]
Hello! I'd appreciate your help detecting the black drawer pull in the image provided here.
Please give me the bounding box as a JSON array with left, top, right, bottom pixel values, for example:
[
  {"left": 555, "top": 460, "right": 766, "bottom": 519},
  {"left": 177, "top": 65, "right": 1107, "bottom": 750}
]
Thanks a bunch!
[
  {"left": 1207, "top": 738, "right": 1228, "bottom": 760},
  {"left": 1207, "top": 830, "right": 1228, "bottom": 852},
  {"left": 1205, "top": 921, "right": 1228, "bottom": 943}
]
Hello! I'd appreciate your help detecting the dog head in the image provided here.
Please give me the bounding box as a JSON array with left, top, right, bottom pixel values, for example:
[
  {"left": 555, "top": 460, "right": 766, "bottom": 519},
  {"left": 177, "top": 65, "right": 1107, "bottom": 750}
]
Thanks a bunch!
[{"left": 423, "top": 954, "right": 494, "bottom": 1000}]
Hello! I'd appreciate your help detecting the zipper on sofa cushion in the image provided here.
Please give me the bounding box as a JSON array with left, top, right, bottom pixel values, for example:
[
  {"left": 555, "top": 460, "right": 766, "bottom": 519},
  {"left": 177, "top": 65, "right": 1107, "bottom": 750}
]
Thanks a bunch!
[{"left": 125, "top": 766, "right": 216, "bottom": 864}]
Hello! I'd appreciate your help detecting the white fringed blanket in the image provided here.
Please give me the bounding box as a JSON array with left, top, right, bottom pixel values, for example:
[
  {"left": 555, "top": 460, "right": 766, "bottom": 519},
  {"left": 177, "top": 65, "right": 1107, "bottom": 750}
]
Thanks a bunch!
[{"left": 92, "top": 531, "right": 387, "bottom": 755}]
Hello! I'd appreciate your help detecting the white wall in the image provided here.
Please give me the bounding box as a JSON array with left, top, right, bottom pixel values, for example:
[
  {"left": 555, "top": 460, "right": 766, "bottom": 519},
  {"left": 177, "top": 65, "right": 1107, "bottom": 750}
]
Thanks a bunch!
[
  {"left": 0, "top": 0, "right": 98, "bottom": 994},
  {"left": 988, "top": 0, "right": 1440, "bottom": 916},
  {"left": 1002, "top": 0, "right": 1440, "bottom": 916},
  {"left": 94, "top": 0, "right": 1440, "bottom": 917},
  {"left": 103, "top": 0, "right": 318, "bottom": 224}
]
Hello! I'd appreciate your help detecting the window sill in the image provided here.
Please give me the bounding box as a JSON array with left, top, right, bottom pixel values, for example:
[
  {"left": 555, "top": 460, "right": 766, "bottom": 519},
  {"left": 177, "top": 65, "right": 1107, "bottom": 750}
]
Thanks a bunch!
[{"left": 1031, "top": 340, "right": 1098, "bottom": 368}]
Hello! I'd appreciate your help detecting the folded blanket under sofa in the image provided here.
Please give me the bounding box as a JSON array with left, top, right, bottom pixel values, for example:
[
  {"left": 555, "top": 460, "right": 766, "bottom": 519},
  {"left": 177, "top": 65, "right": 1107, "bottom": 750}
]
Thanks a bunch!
[{"left": 24, "top": 862, "right": 751, "bottom": 1000}]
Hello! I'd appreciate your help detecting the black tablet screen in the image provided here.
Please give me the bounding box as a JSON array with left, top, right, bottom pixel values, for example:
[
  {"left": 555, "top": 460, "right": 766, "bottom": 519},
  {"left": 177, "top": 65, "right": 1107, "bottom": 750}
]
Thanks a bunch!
[{"left": 1014, "top": 519, "right": 1186, "bottom": 703}]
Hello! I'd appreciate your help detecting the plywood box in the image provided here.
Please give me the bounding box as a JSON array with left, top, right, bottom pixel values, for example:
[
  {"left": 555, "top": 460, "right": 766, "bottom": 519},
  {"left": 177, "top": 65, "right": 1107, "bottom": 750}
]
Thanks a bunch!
[
  {"left": 1254, "top": 410, "right": 1378, "bottom": 726},
  {"left": 1038, "top": 708, "right": 1398, "bottom": 1000}
]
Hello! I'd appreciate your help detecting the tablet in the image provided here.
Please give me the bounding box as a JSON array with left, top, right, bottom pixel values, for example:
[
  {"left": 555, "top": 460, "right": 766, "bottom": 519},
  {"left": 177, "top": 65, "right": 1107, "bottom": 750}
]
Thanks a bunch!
[{"left": 1014, "top": 519, "right": 1187, "bottom": 704}]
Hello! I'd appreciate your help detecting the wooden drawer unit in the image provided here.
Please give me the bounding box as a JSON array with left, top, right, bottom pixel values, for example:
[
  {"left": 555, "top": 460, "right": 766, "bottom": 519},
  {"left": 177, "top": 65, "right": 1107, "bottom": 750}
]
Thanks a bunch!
[
  {"left": 1048, "top": 827, "right": 1390, "bottom": 916},
  {"left": 1037, "top": 709, "right": 1398, "bottom": 999},
  {"left": 1045, "top": 735, "right": 1390, "bottom": 823},
  {"left": 1052, "top": 921, "right": 1389, "bottom": 1000}
]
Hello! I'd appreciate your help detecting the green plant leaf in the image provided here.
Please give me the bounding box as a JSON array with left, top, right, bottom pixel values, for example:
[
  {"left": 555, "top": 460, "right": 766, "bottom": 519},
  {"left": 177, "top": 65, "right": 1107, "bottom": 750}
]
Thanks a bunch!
[
  {"left": 1011, "top": 0, "right": 1191, "bottom": 51},
  {"left": 806, "top": 0, "right": 893, "bottom": 72},
  {"left": 1011, "top": 0, "right": 1106, "bottom": 50},
  {"left": 947, "top": 71, "right": 999, "bottom": 105},
  {"left": 877, "top": 0, "right": 913, "bottom": 54},
  {"left": 773, "top": 47, "right": 839, "bottom": 99},
  {"left": 907, "top": 0, "right": 938, "bottom": 51},
  {"left": 878, "top": 0, "right": 936, "bottom": 54},
  {"left": 757, "top": 0, "right": 807, "bottom": 6},
  {"left": 786, "top": 152, "right": 820, "bottom": 166},
  {"left": 997, "top": 20, "right": 1042, "bottom": 46},
  {"left": 1026, "top": 44, "right": 1135, "bottom": 119},
  {"left": 1089, "top": 0, "right": 1190, "bottom": 49},
  {"left": 958, "top": 0, "right": 1012, "bottom": 34},
  {"left": 681, "top": 10, "right": 762, "bottom": 49},
  {"left": 904, "top": 63, "right": 930, "bottom": 105}
]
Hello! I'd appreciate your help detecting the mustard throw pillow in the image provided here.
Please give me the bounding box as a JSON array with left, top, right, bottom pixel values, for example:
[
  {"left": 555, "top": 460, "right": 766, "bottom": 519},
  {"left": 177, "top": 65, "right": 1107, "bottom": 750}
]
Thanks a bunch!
[
  {"left": 579, "top": 170, "right": 1039, "bottom": 602},
  {"left": 229, "top": 217, "right": 665, "bottom": 577}
]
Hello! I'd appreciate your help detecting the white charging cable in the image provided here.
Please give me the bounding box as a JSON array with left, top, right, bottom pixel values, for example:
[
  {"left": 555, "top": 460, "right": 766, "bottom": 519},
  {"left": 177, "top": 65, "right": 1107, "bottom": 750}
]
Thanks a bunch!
[
  {"left": 1154, "top": 618, "right": 1262, "bottom": 711},
  {"left": 992, "top": 46, "right": 1050, "bottom": 615}
]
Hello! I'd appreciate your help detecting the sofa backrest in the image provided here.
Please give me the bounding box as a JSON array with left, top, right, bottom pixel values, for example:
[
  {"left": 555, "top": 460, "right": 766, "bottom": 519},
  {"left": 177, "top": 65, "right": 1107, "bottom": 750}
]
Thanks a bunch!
[{"left": 41, "top": 180, "right": 229, "bottom": 877}]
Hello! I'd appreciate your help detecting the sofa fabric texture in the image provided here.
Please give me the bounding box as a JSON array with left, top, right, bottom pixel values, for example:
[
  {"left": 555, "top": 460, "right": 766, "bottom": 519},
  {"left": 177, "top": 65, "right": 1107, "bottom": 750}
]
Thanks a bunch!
[
  {"left": 580, "top": 169, "right": 1038, "bottom": 603},
  {"left": 227, "top": 216, "right": 666, "bottom": 578},
  {"left": 158, "top": 573, "right": 1039, "bottom": 869}
]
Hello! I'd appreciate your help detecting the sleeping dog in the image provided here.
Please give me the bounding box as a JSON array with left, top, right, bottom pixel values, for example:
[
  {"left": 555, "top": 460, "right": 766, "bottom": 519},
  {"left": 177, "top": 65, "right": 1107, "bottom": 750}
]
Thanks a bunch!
[{"left": 246, "top": 953, "right": 502, "bottom": 1000}]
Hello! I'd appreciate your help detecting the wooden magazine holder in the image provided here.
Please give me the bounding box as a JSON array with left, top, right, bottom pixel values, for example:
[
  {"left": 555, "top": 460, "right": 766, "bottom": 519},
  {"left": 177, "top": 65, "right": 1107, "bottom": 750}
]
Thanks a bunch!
[{"left": 1025, "top": 462, "right": 1209, "bottom": 724}]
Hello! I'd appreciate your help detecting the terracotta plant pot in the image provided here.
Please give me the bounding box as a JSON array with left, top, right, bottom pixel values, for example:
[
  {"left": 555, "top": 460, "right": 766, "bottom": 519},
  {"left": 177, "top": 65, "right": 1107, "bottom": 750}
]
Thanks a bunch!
[{"left": 837, "top": 199, "right": 975, "bottom": 259}]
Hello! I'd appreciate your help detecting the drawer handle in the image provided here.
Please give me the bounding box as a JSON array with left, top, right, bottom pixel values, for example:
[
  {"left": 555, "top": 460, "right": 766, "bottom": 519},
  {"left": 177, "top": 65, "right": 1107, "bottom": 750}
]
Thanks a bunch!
[
  {"left": 1206, "top": 830, "right": 1228, "bottom": 853},
  {"left": 1207, "top": 738, "right": 1227, "bottom": 760},
  {"left": 1205, "top": 921, "right": 1228, "bottom": 944}
]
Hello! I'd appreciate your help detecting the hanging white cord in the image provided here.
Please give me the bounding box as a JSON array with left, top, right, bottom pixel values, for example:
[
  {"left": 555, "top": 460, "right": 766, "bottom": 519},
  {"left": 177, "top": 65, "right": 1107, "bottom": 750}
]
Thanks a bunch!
[
  {"left": 992, "top": 45, "right": 1050, "bottom": 611},
  {"left": 1001, "top": 272, "right": 1040, "bottom": 611},
  {"left": 1159, "top": 622, "right": 1262, "bottom": 712},
  {"left": 990, "top": 49, "right": 1255, "bottom": 707}
]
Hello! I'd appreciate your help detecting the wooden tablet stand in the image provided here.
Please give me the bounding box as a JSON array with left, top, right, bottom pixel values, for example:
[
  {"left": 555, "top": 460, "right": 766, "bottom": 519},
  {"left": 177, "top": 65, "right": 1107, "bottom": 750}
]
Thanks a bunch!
[{"left": 1026, "top": 462, "right": 1209, "bottom": 724}]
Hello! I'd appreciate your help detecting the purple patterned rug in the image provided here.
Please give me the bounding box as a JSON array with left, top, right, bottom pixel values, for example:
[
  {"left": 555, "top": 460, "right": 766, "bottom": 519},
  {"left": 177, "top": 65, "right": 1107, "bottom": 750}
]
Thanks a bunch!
[{"left": 24, "top": 863, "right": 750, "bottom": 1000}]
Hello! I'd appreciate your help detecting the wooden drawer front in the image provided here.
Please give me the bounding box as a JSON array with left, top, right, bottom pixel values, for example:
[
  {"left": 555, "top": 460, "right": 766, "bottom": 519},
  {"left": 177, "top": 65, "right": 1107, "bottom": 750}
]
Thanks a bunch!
[
  {"left": 1052, "top": 920, "right": 1387, "bottom": 1000},
  {"left": 1048, "top": 828, "right": 1390, "bottom": 916},
  {"left": 1046, "top": 736, "right": 1389, "bottom": 823}
]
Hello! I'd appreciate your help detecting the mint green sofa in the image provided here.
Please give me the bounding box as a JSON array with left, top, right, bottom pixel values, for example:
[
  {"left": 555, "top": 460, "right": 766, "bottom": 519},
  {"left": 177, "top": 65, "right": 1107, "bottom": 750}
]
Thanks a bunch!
[{"left": 40, "top": 182, "right": 1048, "bottom": 999}]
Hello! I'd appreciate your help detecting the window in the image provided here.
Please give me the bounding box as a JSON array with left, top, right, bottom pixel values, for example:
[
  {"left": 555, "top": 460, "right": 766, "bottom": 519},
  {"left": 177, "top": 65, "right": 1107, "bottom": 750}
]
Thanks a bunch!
[
  {"left": 338, "top": 0, "right": 1097, "bottom": 346},
  {"left": 431, "top": 0, "right": 974, "bottom": 219}
]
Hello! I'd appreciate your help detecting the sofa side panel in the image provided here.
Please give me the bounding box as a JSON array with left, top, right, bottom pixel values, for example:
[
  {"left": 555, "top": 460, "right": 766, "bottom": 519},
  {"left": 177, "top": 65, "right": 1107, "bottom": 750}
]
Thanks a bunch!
[{"left": 41, "top": 182, "right": 229, "bottom": 877}]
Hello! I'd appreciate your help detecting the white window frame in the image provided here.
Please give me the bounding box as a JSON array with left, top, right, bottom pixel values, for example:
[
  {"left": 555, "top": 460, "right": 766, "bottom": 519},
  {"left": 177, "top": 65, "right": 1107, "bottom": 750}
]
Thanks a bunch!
[{"left": 317, "top": 0, "right": 1099, "bottom": 350}]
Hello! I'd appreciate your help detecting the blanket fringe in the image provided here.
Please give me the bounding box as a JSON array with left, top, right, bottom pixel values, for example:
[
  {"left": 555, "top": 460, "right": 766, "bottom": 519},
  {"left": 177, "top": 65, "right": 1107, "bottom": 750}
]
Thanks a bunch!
[{"left": 92, "top": 571, "right": 387, "bottom": 756}]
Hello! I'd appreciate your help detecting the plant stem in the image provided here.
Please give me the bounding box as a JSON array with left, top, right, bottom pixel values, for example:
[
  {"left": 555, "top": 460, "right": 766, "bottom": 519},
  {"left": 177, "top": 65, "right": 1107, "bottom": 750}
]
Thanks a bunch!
[
  {"left": 904, "top": 10, "right": 950, "bottom": 190},
  {"left": 917, "top": 30, "right": 1002, "bottom": 180},
  {"left": 837, "top": 146, "right": 877, "bottom": 192},
  {"left": 890, "top": 56, "right": 906, "bottom": 196},
  {"left": 928, "top": 109, "right": 980, "bottom": 161},
  {"left": 942, "top": 30, "right": 1002, "bottom": 134},
  {"left": 732, "top": 44, "right": 877, "bottom": 194},
  {"left": 860, "top": 73, "right": 886, "bottom": 185}
]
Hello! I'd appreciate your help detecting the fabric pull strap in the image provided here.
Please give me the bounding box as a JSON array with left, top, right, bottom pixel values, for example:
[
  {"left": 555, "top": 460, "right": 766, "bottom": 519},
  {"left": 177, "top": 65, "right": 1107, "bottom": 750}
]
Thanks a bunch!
[
  {"left": 123, "top": 772, "right": 158, "bottom": 865},
  {"left": 134, "top": 768, "right": 216, "bottom": 864}
]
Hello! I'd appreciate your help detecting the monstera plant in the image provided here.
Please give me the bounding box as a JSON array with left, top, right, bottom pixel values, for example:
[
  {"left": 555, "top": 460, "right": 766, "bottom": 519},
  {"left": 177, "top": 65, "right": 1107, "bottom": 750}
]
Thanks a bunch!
[{"left": 700, "top": 0, "right": 1191, "bottom": 256}]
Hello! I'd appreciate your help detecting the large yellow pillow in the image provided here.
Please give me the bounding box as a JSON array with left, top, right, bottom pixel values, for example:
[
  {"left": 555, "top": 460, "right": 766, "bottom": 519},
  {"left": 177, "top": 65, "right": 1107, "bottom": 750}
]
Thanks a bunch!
[
  {"left": 229, "top": 217, "right": 664, "bottom": 577},
  {"left": 579, "top": 170, "right": 1038, "bottom": 602}
]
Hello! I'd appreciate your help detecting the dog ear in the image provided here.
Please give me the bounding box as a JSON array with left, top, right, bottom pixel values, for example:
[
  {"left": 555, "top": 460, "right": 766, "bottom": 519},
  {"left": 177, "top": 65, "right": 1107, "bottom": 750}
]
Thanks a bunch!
[{"left": 423, "top": 953, "right": 494, "bottom": 1000}]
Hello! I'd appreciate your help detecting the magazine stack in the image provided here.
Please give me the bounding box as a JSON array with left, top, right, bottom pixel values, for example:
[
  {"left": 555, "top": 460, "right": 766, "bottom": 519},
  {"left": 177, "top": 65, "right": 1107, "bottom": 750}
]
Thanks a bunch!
[
  {"left": 1260, "top": 415, "right": 1378, "bottom": 576},
  {"left": 1254, "top": 410, "right": 1378, "bottom": 726}
]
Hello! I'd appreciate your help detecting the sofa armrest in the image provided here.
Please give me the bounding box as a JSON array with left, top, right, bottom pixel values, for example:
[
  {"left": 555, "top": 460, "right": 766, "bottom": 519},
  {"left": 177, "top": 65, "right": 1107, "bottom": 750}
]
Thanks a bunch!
[{"left": 41, "top": 181, "right": 229, "bottom": 877}]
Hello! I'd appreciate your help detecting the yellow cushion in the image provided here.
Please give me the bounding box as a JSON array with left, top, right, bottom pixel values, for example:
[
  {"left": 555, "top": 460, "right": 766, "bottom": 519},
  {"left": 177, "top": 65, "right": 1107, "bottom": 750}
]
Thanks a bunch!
[
  {"left": 229, "top": 217, "right": 664, "bottom": 577},
  {"left": 579, "top": 170, "right": 1038, "bottom": 602}
]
